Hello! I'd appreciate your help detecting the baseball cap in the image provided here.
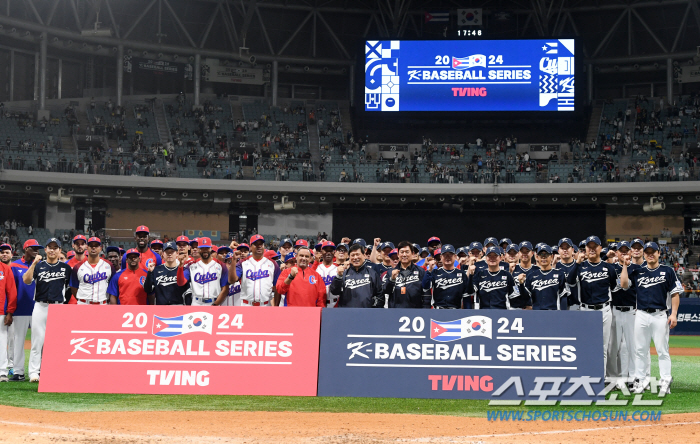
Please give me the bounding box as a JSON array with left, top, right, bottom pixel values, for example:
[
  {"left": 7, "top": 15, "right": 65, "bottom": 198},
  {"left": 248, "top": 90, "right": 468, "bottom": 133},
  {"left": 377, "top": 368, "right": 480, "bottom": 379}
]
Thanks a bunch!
[
  {"left": 23, "top": 239, "right": 42, "bottom": 250},
  {"left": 419, "top": 247, "right": 430, "bottom": 257},
  {"left": 552, "top": 246, "right": 559, "bottom": 254},
  {"left": 87, "top": 237, "right": 102, "bottom": 246},
  {"left": 631, "top": 238, "right": 644, "bottom": 248},
  {"left": 176, "top": 235, "right": 190, "bottom": 244},
  {"left": 250, "top": 234, "right": 265, "bottom": 245},
  {"left": 73, "top": 234, "right": 87, "bottom": 244},
  {"left": 284, "top": 252, "right": 297, "bottom": 262},
  {"left": 456, "top": 247, "right": 468, "bottom": 257},
  {"left": 412, "top": 243, "right": 421, "bottom": 254},
  {"left": 211, "top": 245, "right": 219, "bottom": 253},
  {"left": 105, "top": 246, "right": 120, "bottom": 254},
  {"left": 198, "top": 237, "right": 213, "bottom": 248},
  {"left": 519, "top": 241, "right": 533, "bottom": 251},
  {"left": 609, "top": 242, "right": 619, "bottom": 251},
  {"left": 381, "top": 241, "right": 395, "bottom": 251},
  {"left": 189, "top": 238, "right": 199, "bottom": 246},
  {"left": 314, "top": 242, "right": 323, "bottom": 251},
  {"left": 485, "top": 246, "right": 500, "bottom": 256},
  {"left": 388, "top": 248, "right": 399, "bottom": 257},
  {"left": 264, "top": 250, "right": 279, "bottom": 260},
  {"left": 66, "top": 251, "right": 75, "bottom": 259},
  {"left": 433, "top": 248, "right": 442, "bottom": 257},
  {"left": 125, "top": 248, "right": 141, "bottom": 257},
  {"left": 336, "top": 243, "right": 349, "bottom": 251},
  {"left": 321, "top": 241, "right": 336, "bottom": 250},
  {"left": 150, "top": 239, "right": 163, "bottom": 247},
  {"left": 600, "top": 248, "right": 609, "bottom": 259},
  {"left": 351, "top": 238, "right": 367, "bottom": 248},
  {"left": 0, "top": 243, "right": 12, "bottom": 251},
  {"left": 295, "top": 239, "right": 309, "bottom": 247},
  {"left": 558, "top": 237, "right": 574, "bottom": 248},
  {"left": 224, "top": 252, "right": 235, "bottom": 261},
  {"left": 427, "top": 236, "right": 441, "bottom": 245},
  {"left": 536, "top": 244, "right": 553, "bottom": 255},
  {"left": 236, "top": 243, "right": 250, "bottom": 251},
  {"left": 644, "top": 242, "right": 659, "bottom": 252},
  {"left": 135, "top": 225, "right": 150, "bottom": 234},
  {"left": 483, "top": 237, "right": 498, "bottom": 247},
  {"left": 618, "top": 240, "right": 631, "bottom": 250},
  {"left": 586, "top": 235, "right": 602, "bottom": 246},
  {"left": 45, "top": 237, "right": 62, "bottom": 248},
  {"left": 218, "top": 246, "right": 232, "bottom": 255},
  {"left": 280, "top": 238, "right": 293, "bottom": 247},
  {"left": 163, "top": 242, "right": 177, "bottom": 252},
  {"left": 506, "top": 243, "right": 519, "bottom": 253},
  {"left": 469, "top": 241, "right": 483, "bottom": 252},
  {"left": 441, "top": 244, "right": 456, "bottom": 254},
  {"left": 579, "top": 240, "right": 587, "bottom": 248},
  {"left": 119, "top": 248, "right": 126, "bottom": 255},
  {"left": 499, "top": 238, "right": 513, "bottom": 247}
]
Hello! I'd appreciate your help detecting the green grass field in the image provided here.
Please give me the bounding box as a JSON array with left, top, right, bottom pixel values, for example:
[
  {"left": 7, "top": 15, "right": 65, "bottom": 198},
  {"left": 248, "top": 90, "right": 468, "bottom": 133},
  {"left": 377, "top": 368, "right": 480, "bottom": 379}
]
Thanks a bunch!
[{"left": 2, "top": 342, "right": 699, "bottom": 417}]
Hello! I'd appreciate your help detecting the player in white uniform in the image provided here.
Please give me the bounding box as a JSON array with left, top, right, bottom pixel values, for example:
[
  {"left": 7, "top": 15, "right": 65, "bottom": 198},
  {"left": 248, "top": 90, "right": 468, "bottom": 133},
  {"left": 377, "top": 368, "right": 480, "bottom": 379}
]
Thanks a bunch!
[
  {"left": 314, "top": 241, "right": 339, "bottom": 307},
  {"left": 228, "top": 235, "right": 280, "bottom": 306},
  {"left": 69, "top": 237, "right": 115, "bottom": 305},
  {"left": 176, "top": 237, "right": 229, "bottom": 306}
]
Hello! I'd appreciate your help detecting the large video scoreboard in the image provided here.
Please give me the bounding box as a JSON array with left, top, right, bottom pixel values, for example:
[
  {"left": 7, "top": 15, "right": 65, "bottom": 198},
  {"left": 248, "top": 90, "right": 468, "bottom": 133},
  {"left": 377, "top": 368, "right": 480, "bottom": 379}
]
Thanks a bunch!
[{"left": 364, "top": 39, "right": 575, "bottom": 112}]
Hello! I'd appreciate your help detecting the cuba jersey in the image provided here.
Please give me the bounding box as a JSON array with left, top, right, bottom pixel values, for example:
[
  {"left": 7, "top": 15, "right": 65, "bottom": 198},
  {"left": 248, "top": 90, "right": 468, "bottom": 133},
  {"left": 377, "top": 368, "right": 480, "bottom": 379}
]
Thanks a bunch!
[
  {"left": 69, "top": 259, "right": 116, "bottom": 303},
  {"left": 10, "top": 258, "right": 36, "bottom": 315},
  {"left": 566, "top": 261, "right": 619, "bottom": 306},
  {"left": 523, "top": 268, "right": 569, "bottom": 310},
  {"left": 627, "top": 264, "right": 683, "bottom": 311},
  {"left": 32, "top": 261, "right": 71, "bottom": 303},
  {"left": 612, "top": 263, "right": 640, "bottom": 307},
  {"left": 556, "top": 261, "right": 580, "bottom": 306},
  {"left": 223, "top": 282, "right": 242, "bottom": 306},
  {"left": 107, "top": 268, "right": 148, "bottom": 305},
  {"left": 422, "top": 267, "right": 470, "bottom": 309},
  {"left": 179, "top": 259, "right": 228, "bottom": 302},
  {"left": 121, "top": 248, "right": 162, "bottom": 272},
  {"left": 315, "top": 263, "right": 339, "bottom": 307},
  {"left": 235, "top": 257, "right": 281, "bottom": 304},
  {"left": 144, "top": 264, "right": 189, "bottom": 305},
  {"left": 469, "top": 269, "right": 519, "bottom": 309}
]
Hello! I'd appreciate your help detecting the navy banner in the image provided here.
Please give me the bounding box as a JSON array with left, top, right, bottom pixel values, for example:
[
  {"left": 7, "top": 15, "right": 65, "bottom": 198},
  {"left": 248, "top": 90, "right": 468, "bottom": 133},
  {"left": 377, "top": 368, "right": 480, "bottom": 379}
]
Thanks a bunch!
[
  {"left": 673, "top": 298, "right": 700, "bottom": 335},
  {"left": 318, "top": 309, "right": 604, "bottom": 401}
]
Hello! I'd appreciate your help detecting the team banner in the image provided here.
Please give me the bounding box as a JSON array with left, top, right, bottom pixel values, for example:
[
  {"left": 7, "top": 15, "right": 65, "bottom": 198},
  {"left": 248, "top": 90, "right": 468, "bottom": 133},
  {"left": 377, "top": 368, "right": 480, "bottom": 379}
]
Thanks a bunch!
[
  {"left": 203, "top": 58, "right": 269, "bottom": 85},
  {"left": 318, "top": 309, "right": 604, "bottom": 400},
  {"left": 40, "top": 306, "right": 321, "bottom": 396},
  {"left": 123, "top": 56, "right": 193, "bottom": 80},
  {"left": 364, "top": 39, "right": 575, "bottom": 112},
  {"left": 673, "top": 299, "right": 700, "bottom": 335}
]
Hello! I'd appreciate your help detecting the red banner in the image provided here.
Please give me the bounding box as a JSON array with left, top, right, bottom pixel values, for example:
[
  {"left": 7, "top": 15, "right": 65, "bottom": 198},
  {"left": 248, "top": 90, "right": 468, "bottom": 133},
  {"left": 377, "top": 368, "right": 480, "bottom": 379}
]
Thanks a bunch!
[{"left": 39, "top": 306, "right": 322, "bottom": 396}]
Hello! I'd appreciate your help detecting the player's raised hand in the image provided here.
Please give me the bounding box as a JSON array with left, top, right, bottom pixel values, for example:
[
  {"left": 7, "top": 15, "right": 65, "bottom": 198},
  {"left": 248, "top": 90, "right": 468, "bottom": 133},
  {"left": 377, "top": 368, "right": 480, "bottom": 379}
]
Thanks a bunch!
[
  {"left": 148, "top": 261, "right": 156, "bottom": 272},
  {"left": 607, "top": 249, "right": 616, "bottom": 258},
  {"left": 290, "top": 266, "right": 299, "bottom": 277},
  {"left": 518, "top": 273, "right": 526, "bottom": 285},
  {"left": 468, "top": 264, "right": 476, "bottom": 275},
  {"left": 576, "top": 251, "right": 584, "bottom": 264},
  {"left": 427, "top": 258, "right": 437, "bottom": 272},
  {"left": 336, "top": 263, "right": 346, "bottom": 276},
  {"left": 459, "top": 256, "right": 468, "bottom": 268},
  {"left": 229, "top": 240, "right": 239, "bottom": 250},
  {"left": 373, "top": 238, "right": 381, "bottom": 248},
  {"left": 341, "top": 237, "right": 351, "bottom": 245},
  {"left": 509, "top": 262, "right": 516, "bottom": 273},
  {"left": 391, "top": 269, "right": 400, "bottom": 280},
  {"left": 33, "top": 255, "right": 42, "bottom": 264}
]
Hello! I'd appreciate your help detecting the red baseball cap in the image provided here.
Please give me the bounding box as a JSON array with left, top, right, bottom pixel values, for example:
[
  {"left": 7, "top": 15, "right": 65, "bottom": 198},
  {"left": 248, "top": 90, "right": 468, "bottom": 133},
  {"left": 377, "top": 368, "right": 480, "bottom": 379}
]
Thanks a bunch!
[
  {"left": 23, "top": 239, "right": 43, "bottom": 250},
  {"left": 189, "top": 237, "right": 199, "bottom": 246},
  {"left": 263, "top": 250, "right": 278, "bottom": 260},
  {"left": 321, "top": 241, "right": 336, "bottom": 250},
  {"left": 73, "top": 234, "right": 87, "bottom": 243},
  {"left": 87, "top": 237, "right": 102, "bottom": 245},
  {"left": 250, "top": 234, "right": 265, "bottom": 244},
  {"left": 135, "top": 225, "right": 150, "bottom": 234},
  {"left": 66, "top": 251, "right": 75, "bottom": 259},
  {"left": 0, "top": 243, "right": 12, "bottom": 251},
  {"left": 125, "top": 248, "right": 140, "bottom": 257},
  {"left": 389, "top": 248, "right": 398, "bottom": 257},
  {"left": 427, "top": 236, "right": 441, "bottom": 245},
  {"left": 236, "top": 243, "right": 250, "bottom": 251},
  {"left": 150, "top": 239, "right": 164, "bottom": 247},
  {"left": 176, "top": 235, "right": 190, "bottom": 244},
  {"left": 211, "top": 245, "right": 219, "bottom": 252},
  {"left": 198, "top": 237, "right": 212, "bottom": 248},
  {"left": 295, "top": 239, "right": 309, "bottom": 247}
]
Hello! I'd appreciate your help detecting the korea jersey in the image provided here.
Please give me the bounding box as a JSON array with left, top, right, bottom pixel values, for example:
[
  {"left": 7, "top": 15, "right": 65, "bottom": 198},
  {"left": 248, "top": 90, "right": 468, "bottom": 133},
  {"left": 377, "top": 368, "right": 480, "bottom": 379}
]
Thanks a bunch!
[
  {"left": 511, "top": 264, "right": 537, "bottom": 308},
  {"left": 523, "top": 268, "right": 570, "bottom": 310},
  {"left": 565, "top": 261, "right": 619, "bottom": 306},
  {"left": 32, "top": 261, "right": 71, "bottom": 303},
  {"left": 422, "top": 267, "right": 470, "bottom": 309},
  {"left": 627, "top": 264, "right": 683, "bottom": 310},
  {"left": 235, "top": 256, "right": 281, "bottom": 304},
  {"left": 315, "top": 263, "right": 339, "bottom": 307},
  {"left": 386, "top": 264, "right": 430, "bottom": 308},
  {"left": 144, "top": 264, "right": 189, "bottom": 305},
  {"left": 475, "top": 260, "right": 508, "bottom": 272},
  {"left": 469, "top": 269, "right": 519, "bottom": 309},
  {"left": 612, "top": 263, "right": 640, "bottom": 307},
  {"left": 556, "top": 260, "right": 580, "bottom": 306},
  {"left": 69, "top": 259, "right": 116, "bottom": 303},
  {"left": 178, "top": 259, "right": 228, "bottom": 303}
]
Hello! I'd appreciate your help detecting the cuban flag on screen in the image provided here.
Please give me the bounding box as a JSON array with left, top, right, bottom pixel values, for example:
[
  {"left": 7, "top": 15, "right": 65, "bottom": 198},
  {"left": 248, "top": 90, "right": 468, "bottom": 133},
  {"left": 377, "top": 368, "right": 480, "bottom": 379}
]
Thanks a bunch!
[
  {"left": 430, "top": 316, "right": 492, "bottom": 342},
  {"left": 452, "top": 55, "right": 487, "bottom": 70},
  {"left": 152, "top": 312, "right": 213, "bottom": 337}
]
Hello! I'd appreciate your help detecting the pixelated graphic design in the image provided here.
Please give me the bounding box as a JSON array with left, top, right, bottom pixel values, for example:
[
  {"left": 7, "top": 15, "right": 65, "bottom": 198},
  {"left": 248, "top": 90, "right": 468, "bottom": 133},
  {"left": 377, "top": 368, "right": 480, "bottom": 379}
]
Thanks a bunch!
[{"left": 365, "top": 40, "right": 400, "bottom": 111}]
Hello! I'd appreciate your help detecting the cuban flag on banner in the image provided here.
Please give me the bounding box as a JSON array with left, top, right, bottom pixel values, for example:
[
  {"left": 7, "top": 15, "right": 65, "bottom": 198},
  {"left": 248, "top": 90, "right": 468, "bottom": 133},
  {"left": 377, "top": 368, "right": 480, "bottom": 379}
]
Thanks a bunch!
[
  {"left": 430, "top": 316, "right": 492, "bottom": 342},
  {"left": 452, "top": 55, "right": 487, "bottom": 70},
  {"left": 152, "top": 312, "right": 213, "bottom": 337}
]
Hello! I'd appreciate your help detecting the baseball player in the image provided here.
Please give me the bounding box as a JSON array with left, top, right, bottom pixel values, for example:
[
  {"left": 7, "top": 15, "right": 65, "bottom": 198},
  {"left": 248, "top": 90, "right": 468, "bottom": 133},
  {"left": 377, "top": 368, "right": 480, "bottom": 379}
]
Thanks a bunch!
[
  {"left": 108, "top": 249, "right": 150, "bottom": 305},
  {"left": 189, "top": 238, "right": 200, "bottom": 260},
  {"left": 510, "top": 241, "right": 536, "bottom": 309},
  {"left": 7, "top": 239, "right": 41, "bottom": 381},
  {"left": 277, "top": 238, "right": 294, "bottom": 266},
  {"left": 330, "top": 243, "right": 383, "bottom": 308},
  {"left": 221, "top": 252, "right": 241, "bottom": 306},
  {"left": 335, "top": 243, "right": 349, "bottom": 267},
  {"left": 630, "top": 238, "right": 647, "bottom": 266},
  {"left": 518, "top": 244, "right": 569, "bottom": 310},
  {"left": 66, "top": 235, "right": 88, "bottom": 268},
  {"left": 21, "top": 238, "right": 71, "bottom": 382},
  {"left": 566, "top": 235, "right": 620, "bottom": 374},
  {"left": 621, "top": 242, "right": 682, "bottom": 396},
  {"left": 385, "top": 241, "right": 431, "bottom": 308},
  {"left": 150, "top": 239, "right": 164, "bottom": 259},
  {"left": 556, "top": 238, "right": 580, "bottom": 311},
  {"left": 0, "top": 244, "right": 13, "bottom": 265},
  {"left": 144, "top": 242, "right": 190, "bottom": 305},
  {"left": 177, "top": 237, "right": 228, "bottom": 306},
  {"left": 175, "top": 235, "right": 191, "bottom": 262},
  {"left": 106, "top": 246, "right": 121, "bottom": 271},
  {"left": 0, "top": 244, "right": 13, "bottom": 375},
  {"left": 0, "top": 257, "right": 17, "bottom": 383},
  {"left": 314, "top": 241, "right": 340, "bottom": 307},
  {"left": 121, "top": 226, "right": 162, "bottom": 272},
  {"left": 69, "top": 237, "right": 116, "bottom": 305},
  {"left": 468, "top": 246, "right": 520, "bottom": 309},
  {"left": 229, "top": 234, "right": 279, "bottom": 306},
  {"left": 422, "top": 245, "right": 471, "bottom": 309},
  {"left": 275, "top": 247, "right": 326, "bottom": 307}
]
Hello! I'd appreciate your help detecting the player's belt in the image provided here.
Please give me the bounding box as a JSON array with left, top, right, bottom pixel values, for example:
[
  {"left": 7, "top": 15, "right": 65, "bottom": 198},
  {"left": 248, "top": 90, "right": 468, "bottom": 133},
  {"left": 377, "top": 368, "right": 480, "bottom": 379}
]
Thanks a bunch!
[
  {"left": 242, "top": 300, "right": 270, "bottom": 306},
  {"left": 639, "top": 308, "right": 666, "bottom": 314},
  {"left": 433, "top": 306, "right": 458, "bottom": 309},
  {"left": 36, "top": 300, "right": 62, "bottom": 304},
  {"left": 78, "top": 299, "right": 107, "bottom": 305},
  {"left": 614, "top": 306, "right": 635, "bottom": 312},
  {"left": 581, "top": 301, "right": 610, "bottom": 310}
]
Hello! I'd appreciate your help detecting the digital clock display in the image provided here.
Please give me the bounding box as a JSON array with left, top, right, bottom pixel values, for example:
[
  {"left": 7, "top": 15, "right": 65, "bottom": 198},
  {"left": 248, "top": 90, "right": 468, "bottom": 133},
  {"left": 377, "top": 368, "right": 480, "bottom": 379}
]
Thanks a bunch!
[{"left": 457, "top": 29, "right": 483, "bottom": 37}]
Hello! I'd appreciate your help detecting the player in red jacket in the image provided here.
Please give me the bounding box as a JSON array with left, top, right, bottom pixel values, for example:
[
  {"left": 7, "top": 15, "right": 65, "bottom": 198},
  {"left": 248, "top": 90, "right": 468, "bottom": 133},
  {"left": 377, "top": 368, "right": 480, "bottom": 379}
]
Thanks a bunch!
[
  {"left": 0, "top": 260, "right": 17, "bottom": 382},
  {"left": 275, "top": 247, "right": 326, "bottom": 307}
]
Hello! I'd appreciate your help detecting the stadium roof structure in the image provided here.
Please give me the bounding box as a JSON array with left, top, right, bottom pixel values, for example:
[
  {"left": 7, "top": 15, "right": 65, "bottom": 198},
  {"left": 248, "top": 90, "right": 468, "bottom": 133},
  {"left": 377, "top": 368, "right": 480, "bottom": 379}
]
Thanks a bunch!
[{"left": 0, "top": 0, "right": 699, "bottom": 68}]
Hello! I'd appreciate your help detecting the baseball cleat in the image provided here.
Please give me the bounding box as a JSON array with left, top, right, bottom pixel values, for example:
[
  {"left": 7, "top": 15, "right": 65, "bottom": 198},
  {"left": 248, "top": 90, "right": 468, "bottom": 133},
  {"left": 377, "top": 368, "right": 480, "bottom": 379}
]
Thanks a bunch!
[
  {"left": 8, "top": 374, "right": 25, "bottom": 382},
  {"left": 29, "top": 375, "right": 40, "bottom": 383},
  {"left": 632, "top": 379, "right": 648, "bottom": 394},
  {"left": 0, "top": 376, "right": 8, "bottom": 383},
  {"left": 659, "top": 378, "right": 672, "bottom": 396}
]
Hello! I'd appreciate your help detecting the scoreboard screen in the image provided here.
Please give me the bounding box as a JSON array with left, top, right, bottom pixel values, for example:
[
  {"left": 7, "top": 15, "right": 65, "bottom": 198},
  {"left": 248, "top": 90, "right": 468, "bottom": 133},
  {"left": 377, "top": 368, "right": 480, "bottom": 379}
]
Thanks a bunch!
[{"left": 364, "top": 39, "right": 575, "bottom": 112}]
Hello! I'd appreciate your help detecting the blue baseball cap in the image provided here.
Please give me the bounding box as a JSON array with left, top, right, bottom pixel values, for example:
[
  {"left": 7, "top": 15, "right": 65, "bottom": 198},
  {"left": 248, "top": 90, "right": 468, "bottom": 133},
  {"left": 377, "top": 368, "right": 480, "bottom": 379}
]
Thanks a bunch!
[
  {"left": 469, "top": 242, "right": 483, "bottom": 252},
  {"left": 419, "top": 247, "right": 430, "bottom": 256},
  {"left": 586, "top": 235, "right": 602, "bottom": 246},
  {"left": 45, "top": 237, "right": 62, "bottom": 248},
  {"left": 381, "top": 241, "right": 395, "bottom": 251},
  {"left": 631, "top": 238, "right": 644, "bottom": 248},
  {"left": 412, "top": 243, "right": 421, "bottom": 253},
  {"left": 499, "top": 238, "right": 512, "bottom": 247},
  {"left": 609, "top": 242, "right": 618, "bottom": 251},
  {"left": 552, "top": 246, "right": 559, "bottom": 254},
  {"left": 483, "top": 237, "right": 498, "bottom": 247},
  {"left": 163, "top": 241, "right": 177, "bottom": 252},
  {"left": 105, "top": 246, "right": 120, "bottom": 254},
  {"left": 485, "top": 246, "right": 500, "bottom": 256},
  {"left": 644, "top": 242, "right": 659, "bottom": 252},
  {"left": 536, "top": 244, "right": 553, "bottom": 255},
  {"left": 280, "top": 238, "right": 293, "bottom": 247},
  {"left": 558, "top": 238, "right": 574, "bottom": 248},
  {"left": 284, "top": 252, "right": 297, "bottom": 262},
  {"left": 600, "top": 248, "right": 609, "bottom": 258},
  {"left": 217, "top": 246, "right": 232, "bottom": 255},
  {"left": 352, "top": 238, "right": 367, "bottom": 248},
  {"left": 336, "top": 243, "right": 349, "bottom": 251},
  {"left": 314, "top": 242, "right": 323, "bottom": 251},
  {"left": 506, "top": 243, "right": 519, "bottom": 253},
  {"left": 456, "top": 246, "right": 468, "bottom": 256},
  {"left": 519, "top": 241, "right": 533, "bottom": 251},
  {"left": 441, "top": 244, "right": 456, "bottom": 254},
  {"left": 224, "top": 252, "right": 235, "bottom": 260},
  {"left": 618, "top": 241, "right": 631, "bottom": 250}
]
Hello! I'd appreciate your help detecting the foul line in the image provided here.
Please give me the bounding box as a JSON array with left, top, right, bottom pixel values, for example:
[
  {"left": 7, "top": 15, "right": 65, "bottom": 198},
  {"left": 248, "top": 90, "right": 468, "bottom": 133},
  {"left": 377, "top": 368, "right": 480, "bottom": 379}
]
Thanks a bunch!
[
  {"left": 347, "top": 334, "right": 426, "bottom": 338},
  {"left": 216, "top": 332, "right": 294, "bottom": 336},
  {"left": 346, "top": 363, "right": 576, "bottom": 370},
  {"left": 496, "top": 336, "right": 576, "bottom": 340},
  {"left": 68, "top": 359, "right": 291, "bottom": 364},
  {"left": 71, "top": 331, "right": 147, "bottom": 334}
]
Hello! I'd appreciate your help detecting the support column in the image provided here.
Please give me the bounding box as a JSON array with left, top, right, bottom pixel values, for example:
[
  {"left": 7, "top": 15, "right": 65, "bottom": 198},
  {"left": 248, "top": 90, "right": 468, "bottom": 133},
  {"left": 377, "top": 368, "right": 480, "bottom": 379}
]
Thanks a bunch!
[
  {"left": 667, "top": 58, "right": 673, "bottom": 105},
  {"left": 39, "top": 32, "right": 47, "bottom": 110},
  {"left": 651, "top": 82, "right": 654, "bottom": 97},
  {"left": 291, "top": 84, "right": 295, "bottom": 99},
  {"left": 117, "top": 45, "right": 124, "bottom": 106},
  {"left": 33, "top": 52, "right": 39, "bottom": 101},
  {"left": 9, "top": 50, "right": 14, "bottom": 101},
  {"left": 194, "top": 53, "right": 201, "bottom": 107},
  {"left": 272, "top": 60, "right": 278, "bottom": 106},
  {"left": 349, "top": 65, "right": 355, "bottom": 107},
  {"left": 58, "top": 59, "right": 62, "bottom": 99},
  {"left": 587, "top": 63, "right": 593, "bottom": 104}
]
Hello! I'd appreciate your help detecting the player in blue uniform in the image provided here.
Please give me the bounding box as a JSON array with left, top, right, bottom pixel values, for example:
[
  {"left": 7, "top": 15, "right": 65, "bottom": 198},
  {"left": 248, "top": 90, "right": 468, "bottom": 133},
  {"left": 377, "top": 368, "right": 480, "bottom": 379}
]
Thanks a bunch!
[
  {"left": 144, "top": 242, "right": 190, "bottom": 305},
  {"left": 621, "top": 242, "right": 682, "bottom": 396},
  {"left": 384, "top": 241, "right": 431, "bottom": 308},
  {"left": 468, "top": 246, "right": 519, "bottom": 309},
  {"left": 422, "top": 244, "right": 470, "bottom": 309},
  {"left": 511, "top": 241, "right": 535, "bottom": 309},
  {"left": 518, "top": 244, "right": 569, "bottom": 310},
  {"left": 556, "top": 238, "right": 580, "bottom": 311}
]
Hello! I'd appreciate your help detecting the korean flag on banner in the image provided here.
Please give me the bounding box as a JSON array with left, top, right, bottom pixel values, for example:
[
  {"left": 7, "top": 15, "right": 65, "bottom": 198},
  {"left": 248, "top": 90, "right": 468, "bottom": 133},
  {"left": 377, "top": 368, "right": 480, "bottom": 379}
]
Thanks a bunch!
[{"left": 458, "top": 9, "right": 482, "bottom": 26}]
